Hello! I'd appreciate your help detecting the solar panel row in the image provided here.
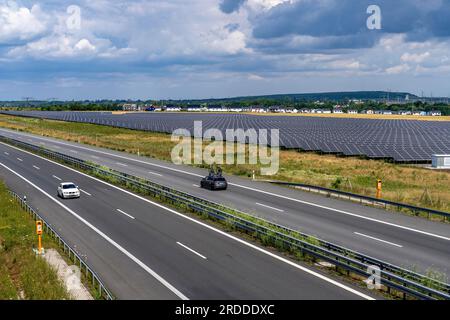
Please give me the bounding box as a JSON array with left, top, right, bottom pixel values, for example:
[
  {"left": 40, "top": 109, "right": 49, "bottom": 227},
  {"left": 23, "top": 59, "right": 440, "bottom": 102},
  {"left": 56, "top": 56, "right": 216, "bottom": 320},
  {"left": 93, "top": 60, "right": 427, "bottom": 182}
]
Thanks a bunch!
[{"left": 2, "top": 111, "right": 449, "bottom": 162}]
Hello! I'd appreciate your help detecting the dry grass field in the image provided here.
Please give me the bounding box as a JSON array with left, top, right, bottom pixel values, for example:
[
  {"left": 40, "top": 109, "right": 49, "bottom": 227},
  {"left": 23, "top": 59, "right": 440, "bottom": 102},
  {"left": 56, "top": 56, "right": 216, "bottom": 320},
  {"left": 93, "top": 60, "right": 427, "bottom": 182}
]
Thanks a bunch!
[{"left": 0, "top": 114, "right": 448, "bottom": 212}]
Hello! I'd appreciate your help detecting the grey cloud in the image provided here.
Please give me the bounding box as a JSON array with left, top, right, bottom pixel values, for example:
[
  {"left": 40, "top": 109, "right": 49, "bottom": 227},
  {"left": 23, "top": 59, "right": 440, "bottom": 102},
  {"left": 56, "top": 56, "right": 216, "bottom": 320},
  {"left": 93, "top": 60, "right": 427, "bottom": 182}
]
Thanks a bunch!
[{"left": 219, "top": 0, "right": 245, "bottom": 14}]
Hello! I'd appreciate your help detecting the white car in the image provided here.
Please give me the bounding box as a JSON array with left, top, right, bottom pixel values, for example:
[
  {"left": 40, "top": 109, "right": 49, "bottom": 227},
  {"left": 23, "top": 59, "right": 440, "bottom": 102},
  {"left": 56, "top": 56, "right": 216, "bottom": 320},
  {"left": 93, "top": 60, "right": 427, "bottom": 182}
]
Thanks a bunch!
[{"left": 57, "top": 182, "right": 81, "bottom": 199}]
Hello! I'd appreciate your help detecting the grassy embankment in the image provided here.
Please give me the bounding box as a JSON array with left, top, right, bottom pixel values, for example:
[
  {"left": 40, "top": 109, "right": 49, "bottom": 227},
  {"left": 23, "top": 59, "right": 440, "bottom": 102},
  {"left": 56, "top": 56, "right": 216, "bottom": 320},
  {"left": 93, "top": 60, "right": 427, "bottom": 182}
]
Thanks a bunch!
[
  {"left": 0, "top": 181, "right": 69, "bottom": 300},
  {"left": 0, "top": 114, "right": 449, "bottom": 213}
]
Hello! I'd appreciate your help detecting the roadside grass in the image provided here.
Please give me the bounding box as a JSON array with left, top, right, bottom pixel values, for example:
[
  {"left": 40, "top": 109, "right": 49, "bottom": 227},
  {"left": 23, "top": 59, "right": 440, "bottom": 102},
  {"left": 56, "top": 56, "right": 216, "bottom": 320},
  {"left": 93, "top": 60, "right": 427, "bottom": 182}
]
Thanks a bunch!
[
  {"left": 0, "top": 181, "right": 70, "bottom": 300},
  {"left": 0, "top": 114, "right": 449, "bottom": 213}
]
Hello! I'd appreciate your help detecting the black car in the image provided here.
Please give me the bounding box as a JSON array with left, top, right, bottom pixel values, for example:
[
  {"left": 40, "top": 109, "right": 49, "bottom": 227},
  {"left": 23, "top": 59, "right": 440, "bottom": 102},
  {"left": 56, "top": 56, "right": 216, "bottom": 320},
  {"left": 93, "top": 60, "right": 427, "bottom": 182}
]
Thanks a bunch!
[{"left": 200, "top": 175, "right": 228, "bottom": 190}]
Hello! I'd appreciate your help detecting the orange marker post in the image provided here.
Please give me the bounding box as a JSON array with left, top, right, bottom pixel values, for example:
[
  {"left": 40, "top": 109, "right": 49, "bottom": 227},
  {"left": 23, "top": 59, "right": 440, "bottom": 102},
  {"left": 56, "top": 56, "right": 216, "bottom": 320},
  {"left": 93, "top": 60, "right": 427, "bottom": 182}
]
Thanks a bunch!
[
  {"left": 36, "top": 221, "right": 43, "bottom": 254},
  {"left": 376, "top": 179, "right": 382, "bottom": 199}
]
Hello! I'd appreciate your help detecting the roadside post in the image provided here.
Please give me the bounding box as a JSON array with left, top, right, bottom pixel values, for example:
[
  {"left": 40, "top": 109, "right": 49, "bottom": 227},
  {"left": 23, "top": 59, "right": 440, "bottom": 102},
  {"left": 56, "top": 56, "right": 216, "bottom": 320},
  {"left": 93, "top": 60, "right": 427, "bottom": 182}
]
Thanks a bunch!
[
  {"left": 36, "top": 220, "right": 43, "bottom": 255},
  {"left": 376, "top": 179, "right": 382, "bottom": 199}
]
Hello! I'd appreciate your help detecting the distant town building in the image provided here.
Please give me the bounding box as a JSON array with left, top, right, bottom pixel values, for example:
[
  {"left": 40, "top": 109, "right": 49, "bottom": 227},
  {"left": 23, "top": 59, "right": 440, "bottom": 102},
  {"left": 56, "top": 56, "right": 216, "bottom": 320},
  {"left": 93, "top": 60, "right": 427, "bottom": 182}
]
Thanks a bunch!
[
  {"left": 333, "top": 105, "right": 344, "bottom": 114},
  {"left": 428, "top": 110, "right": 442, "bottom": 116},
  {"left": 122, "top": 103, "right": 141, "bottom": 111}
]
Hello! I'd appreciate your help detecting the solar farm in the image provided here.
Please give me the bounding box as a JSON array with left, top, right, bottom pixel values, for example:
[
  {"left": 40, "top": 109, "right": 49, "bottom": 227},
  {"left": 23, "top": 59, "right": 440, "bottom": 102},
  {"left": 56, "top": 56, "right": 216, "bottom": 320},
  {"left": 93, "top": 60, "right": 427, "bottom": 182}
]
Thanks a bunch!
[{"left": 2, "top": 111, "right": 450, "bottom": 162}]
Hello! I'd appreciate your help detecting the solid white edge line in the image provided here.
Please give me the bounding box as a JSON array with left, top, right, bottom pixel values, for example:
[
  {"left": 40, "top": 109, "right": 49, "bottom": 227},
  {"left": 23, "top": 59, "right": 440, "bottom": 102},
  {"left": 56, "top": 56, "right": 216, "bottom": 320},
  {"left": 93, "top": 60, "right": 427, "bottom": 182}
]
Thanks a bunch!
[
  {"left": 2, "top": 129, "right": 446, "bottom": 241},
  {"left": 0, "top": 161, "right": 188, "bottom": 300},
  {"left": 354, "top": 232, "right": 403, "bottom": 248},
  {"left": 79, "top": 189, "right": 91, "bottom": 196},
  {"left": 177, "top": 242, "right": 207, "bottom": 260},
  {"left": 0, "top": 141, "right": 375, "bottom": 300},
  {"left": 117, "top": 209, "right": 135, "bottom": 220},
  {"left": 256, "top": 202, "right": 284, "bottom": 212},
  {"left": 116, "top": 162, "right": 128, "bottom": 167}
]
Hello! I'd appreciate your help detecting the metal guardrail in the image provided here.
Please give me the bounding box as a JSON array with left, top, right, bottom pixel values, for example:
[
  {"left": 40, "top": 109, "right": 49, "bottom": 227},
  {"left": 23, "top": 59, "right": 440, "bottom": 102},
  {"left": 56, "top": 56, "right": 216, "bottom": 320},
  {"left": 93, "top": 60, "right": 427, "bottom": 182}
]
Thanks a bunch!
[
  {"left": 259, "top": 180, "right": 450, "bottom": 221},
  {"left": 1, "top": 135, "right": 449, "bottom": 300},
  {"left": 8, "top": 191, "right": 114, "bottom": 300}
]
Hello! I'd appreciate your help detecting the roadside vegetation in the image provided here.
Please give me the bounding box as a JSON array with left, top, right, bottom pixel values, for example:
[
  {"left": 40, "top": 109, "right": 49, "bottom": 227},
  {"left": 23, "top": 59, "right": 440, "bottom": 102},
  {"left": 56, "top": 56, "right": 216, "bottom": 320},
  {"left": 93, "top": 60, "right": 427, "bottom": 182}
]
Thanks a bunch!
[
  {"left": 0, "top": 181, "right": 70, "bottom": 300},
  {"left": 0, "top": 114, "right": 449, "bottom": 213}
]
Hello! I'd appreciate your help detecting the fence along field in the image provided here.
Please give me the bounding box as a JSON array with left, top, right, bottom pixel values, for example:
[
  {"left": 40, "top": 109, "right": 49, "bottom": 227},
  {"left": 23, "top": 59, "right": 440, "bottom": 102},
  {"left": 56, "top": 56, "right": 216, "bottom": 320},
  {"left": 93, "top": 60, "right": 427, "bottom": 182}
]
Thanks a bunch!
[{"left": 2, "top": 111, "right": 450, "bottom": 163}]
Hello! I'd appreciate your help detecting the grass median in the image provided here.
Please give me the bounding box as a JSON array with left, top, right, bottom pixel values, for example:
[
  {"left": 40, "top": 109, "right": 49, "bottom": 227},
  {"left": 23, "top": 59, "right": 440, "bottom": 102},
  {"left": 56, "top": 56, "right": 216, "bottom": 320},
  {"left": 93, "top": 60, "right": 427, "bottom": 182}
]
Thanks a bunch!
[{"left": 0, "top": 113, "right": 449, "bottom": 213}]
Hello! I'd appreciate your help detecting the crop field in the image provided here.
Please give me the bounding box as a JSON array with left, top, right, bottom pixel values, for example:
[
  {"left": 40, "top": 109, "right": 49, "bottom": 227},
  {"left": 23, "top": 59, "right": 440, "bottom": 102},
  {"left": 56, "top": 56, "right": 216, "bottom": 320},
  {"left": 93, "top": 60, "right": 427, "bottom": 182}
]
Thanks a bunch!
[{"left": 2, "top": 111, "right": 450, "bottom": 163}]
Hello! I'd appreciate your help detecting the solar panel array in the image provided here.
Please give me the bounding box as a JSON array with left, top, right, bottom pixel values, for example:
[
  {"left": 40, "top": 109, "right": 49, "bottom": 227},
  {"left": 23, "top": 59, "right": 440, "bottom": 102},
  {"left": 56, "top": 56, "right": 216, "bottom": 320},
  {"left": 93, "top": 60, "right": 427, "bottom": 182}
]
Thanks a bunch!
[{"left": 2, "top": 111, "right": 450, "bottom": 162}]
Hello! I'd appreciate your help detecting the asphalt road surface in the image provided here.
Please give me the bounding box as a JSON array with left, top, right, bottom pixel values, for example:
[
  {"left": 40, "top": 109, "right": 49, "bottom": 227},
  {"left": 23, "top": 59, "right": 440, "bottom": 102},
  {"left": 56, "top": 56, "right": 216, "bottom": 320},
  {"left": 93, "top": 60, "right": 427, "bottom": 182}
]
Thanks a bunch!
[
  {"left": 0, "top": 141, "right": 377, "bottom": 300},
  {"left": 0, "top": 127, "right": 448, "bottom": 277}
]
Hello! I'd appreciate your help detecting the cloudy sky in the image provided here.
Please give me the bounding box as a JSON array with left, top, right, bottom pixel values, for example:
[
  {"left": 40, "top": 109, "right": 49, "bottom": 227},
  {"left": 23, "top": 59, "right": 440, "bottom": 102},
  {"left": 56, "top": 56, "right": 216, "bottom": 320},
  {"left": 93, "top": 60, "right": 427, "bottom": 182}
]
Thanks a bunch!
[{"left": 1, "top": 0, "right": 450, "bottom": 100}]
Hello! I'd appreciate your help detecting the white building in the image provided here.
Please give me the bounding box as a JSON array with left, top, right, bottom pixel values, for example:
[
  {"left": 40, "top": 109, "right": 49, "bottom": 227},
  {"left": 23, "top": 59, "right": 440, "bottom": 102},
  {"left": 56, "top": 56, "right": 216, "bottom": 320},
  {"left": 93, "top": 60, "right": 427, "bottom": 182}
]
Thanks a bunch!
[
  {"left": 428, "top": 110, "right": 442, "bottom": 116},
  {"left": 122, "top": 103, "right": 140, "bottom": 111},
  {"left": 432, "top": 154, "right": 450, "bottom": 169}
]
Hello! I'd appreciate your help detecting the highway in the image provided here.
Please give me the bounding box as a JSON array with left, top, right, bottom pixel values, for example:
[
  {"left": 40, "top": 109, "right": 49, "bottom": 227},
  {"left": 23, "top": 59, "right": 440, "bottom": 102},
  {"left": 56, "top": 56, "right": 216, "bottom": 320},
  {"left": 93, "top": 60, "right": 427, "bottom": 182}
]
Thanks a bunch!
[
  {"left": 0, "top": 141, "right": 375, "bottom": 300},
  {"left": 0, "top": 127, "right": 449, "bottom": 277}
]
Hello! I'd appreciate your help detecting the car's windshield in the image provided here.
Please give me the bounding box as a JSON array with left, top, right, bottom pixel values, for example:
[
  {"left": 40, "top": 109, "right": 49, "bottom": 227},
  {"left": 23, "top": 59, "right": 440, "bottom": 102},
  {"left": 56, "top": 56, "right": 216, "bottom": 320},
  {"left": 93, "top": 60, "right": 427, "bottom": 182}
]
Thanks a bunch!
[{"left": 62, "top": 184, "right": 77, "bottom": 189}]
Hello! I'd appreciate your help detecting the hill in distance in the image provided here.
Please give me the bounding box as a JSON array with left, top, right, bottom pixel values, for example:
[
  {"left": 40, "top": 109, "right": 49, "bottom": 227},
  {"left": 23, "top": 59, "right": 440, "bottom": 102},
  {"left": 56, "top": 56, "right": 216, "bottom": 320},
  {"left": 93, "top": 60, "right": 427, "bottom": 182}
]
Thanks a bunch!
[{"left": 166, "top": 91, "right": 418, "bottom": 104}]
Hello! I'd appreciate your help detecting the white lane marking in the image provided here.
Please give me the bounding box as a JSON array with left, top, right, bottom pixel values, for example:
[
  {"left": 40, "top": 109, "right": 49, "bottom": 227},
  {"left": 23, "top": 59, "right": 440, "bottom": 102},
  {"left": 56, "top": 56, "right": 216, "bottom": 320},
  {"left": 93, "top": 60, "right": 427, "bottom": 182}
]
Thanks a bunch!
[
  {"left": 230, "top": 183, "right": 450, "bottom": 241},
  {"left": 256, "top": 202, "right": 284, "bottom": 213},
  {"left": 0, "top": 161, "right": 188, "bottom": 300},
  {"left": 70, "top": 150, "right": 78, "bottom": 153},
  {"left": 33, "top": 165, "right": 40, "bottom": 170},
  {"left": 177, "top": 242, "right": 207, "bottom": 260},
  {"left": 52, "top": 175, "right": 62, "bottom": 181},
  {"left": 116, "top": 162, "right": 128, "bottom": 167},
  {"left": 0, "top": 142, "right": 374, "bottom": 300},
  {"left": 91, "top": 155, "right": 99, "bottom": 159},
  {"left": 4, "top": 152, "right": 9, "bottom": 155},
  {"left": 0, "top": 132, "right": 203, "bottom": 177},
  {"left": 192, "top": 184, "right": 200, "bottom": 188},
  {"left": 80, "top": 189, "right": 91, "bottom": 196},
  {"left": 148, "top": 171, "right": 163, "bottom": 177},
  {"left": 3, "top": 131, "right": 444, "bottom": 242},
  {"left": 116, "top": 209, "right": 135, "bottom": 220},
  {"left": 17, "top": 157, "right": 23, "bottom": 162},
  {"left": 354, "top": 232, "right": 403, "bottom": 248}
]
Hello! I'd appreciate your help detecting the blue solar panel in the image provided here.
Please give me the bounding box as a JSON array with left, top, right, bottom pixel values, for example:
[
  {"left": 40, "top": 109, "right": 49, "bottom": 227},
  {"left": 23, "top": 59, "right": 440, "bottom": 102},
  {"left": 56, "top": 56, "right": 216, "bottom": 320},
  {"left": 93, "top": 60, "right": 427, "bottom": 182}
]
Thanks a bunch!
[{"left": 2, "top": 111, "right": 449, "bottom": 162}]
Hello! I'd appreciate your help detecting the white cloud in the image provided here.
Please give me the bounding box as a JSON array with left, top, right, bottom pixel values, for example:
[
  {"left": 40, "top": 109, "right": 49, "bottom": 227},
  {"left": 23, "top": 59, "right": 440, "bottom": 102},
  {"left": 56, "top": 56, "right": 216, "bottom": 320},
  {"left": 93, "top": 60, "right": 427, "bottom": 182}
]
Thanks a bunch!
[
  {"left": 0, "top": 3, "right": 48, "bottom": 42},
  {"left": 74, "top": 38, "right": 96, "bottom": 52},
  {"left": 248, "top": 74, "right": 265, "bottom": 80},
  {"left": 401, "top": 52, "right": 430, "bottom": 63},
  {"left": 386, "top": 64, "right": 410, "bottom": 74},
  {"left": 247, "top": 0, "right": 292, "bottom": 11}
]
